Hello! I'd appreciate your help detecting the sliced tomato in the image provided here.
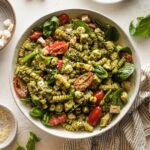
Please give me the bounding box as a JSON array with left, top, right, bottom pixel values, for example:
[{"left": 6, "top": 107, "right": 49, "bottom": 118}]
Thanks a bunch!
[
  {"left": 49, "top": 113, "right": 67, "bottom": 126},
  {"left": 13, "top": 76, "right": 28, "bottom": 98},
  {"left": 57, "top": 60, "right": 63, "bottom": 69},
  {"left": 124, "top": 53, "right": 133, "bottom": 62},
  {"left": 47, "top": 41, "right": 68, "bottom": 56},
  {"left": 94, "top": 90, "right": 105, "bottom": 105},
  {"left": 30, "top": 31, "right": 42, "bottom": 40},
  {"left": 87, "top": 106, "right": 102, "bottom": 126},
  {"left": 58, "top": 14, "right": 69, "bottom": 25},
  {"left": 74, "top": 72, "right": 94, "bottom": 91}
]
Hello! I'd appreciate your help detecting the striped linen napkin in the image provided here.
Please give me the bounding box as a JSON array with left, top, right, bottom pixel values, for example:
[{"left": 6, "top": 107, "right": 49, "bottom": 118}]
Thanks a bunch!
[{"left": 63, "top": 65, "right": 150, "bottom": 150}]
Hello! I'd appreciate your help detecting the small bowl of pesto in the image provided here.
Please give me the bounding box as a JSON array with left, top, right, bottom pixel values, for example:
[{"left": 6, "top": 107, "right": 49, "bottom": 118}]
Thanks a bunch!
[
  {"left": 0, "top": 104, "right": 17, "bottom": 149},
  {"left": 10, "top": 9, "right": 141, "bottom": 139}
]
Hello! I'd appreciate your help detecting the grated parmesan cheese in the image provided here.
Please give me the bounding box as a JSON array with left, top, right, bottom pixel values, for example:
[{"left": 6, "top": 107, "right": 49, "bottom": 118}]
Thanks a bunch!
[{"left": 0, "top": 109, "right": 11, "bottom": 143}]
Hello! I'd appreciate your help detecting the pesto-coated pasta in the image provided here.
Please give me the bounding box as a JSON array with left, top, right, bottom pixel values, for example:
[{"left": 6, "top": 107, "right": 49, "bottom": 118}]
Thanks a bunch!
[{"left": 13, "top": 13, "right": 135, "bottom": 132}]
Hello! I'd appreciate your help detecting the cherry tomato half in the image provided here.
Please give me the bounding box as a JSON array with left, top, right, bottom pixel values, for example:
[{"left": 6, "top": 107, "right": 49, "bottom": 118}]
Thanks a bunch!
[
  {"left": 94, "top": 90, "right": 105, "bottom": 105},
  {"left": 88, "top": 106, "right": 102, "bottom": 126},
  {"left": 58, "top": 14, "right": 69, "bottom": 25},
  {"left": 124, "top": 53, "right": 133, "bottom": 62},
  {"left": 47, "top": 41, "right": 68, "bottom": 56},
  {"left": 49, "top": 113, "right": 67, "bottom": 126},
  {"left": 57, "top": 60, "right": 63, "bottom": 69},
  {"left": 30, "top": 31, "right": 42, "bottom": 41},
  {"left": 13, "top": 76, "right": 28, "bottom": 98},
  {"left": 74, "top": 72, "right": 94, "bottom": 91}
]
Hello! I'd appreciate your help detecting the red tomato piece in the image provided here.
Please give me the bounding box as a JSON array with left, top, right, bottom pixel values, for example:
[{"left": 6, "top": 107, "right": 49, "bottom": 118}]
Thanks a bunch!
[
  {"left": 49, "top": 113, "right": 67, "bottom": 126},
  {"left": 13, "top": 76, "right": 28, "bottom": 98},
  {"left": 89, "top": 23, "right": 97, "bottom": 29},
  {"left": 94, "top": 90, "right": 105, "bottom": 105},
  {"left": 30, "top": 31, "right": 42, "bottom": 40},
  {"left": 124, "top": 53, "right": 133, "bottom": 62},
  {"left": 74, "top": 72, "right": 94, "bottom": 91},
  {"left": 58, "top": 14, "right": 69, "bottom": 25},
  {"left": 47, "top": 41, "right": 68, "bottom": 56},
  {"left": 57, "top": 60, "right": 63, "bottom": 69},
  {"left": 87, "top": 106, "right": 102, "bottom": 126}
]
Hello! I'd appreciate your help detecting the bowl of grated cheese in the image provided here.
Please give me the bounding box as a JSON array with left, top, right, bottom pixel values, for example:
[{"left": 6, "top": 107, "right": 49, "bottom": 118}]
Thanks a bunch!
[{"left": 0, "top": 104, "right": 17, "bottom": 149}]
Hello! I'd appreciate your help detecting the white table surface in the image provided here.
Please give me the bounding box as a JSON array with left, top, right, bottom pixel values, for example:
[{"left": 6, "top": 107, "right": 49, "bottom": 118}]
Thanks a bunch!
[{"left": 0, "top": 0, "right": 150, "bottom": 149}]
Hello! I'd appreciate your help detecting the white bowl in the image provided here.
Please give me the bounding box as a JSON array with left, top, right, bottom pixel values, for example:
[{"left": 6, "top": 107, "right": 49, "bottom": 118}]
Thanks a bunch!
[
  {"left": 10, "top": 9, "right": 141, "bottom": 139},
  {"left": 94, "top": 0, "right": 124, "bottom": 4},
  {"left": 0, "top": 104, "right": 17, "bottom": 149}
]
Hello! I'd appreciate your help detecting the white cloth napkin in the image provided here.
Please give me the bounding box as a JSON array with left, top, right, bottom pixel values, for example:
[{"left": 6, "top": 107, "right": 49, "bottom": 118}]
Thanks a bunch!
[{"left": 63, "top": 65, "right": 150, "bottom": 150}]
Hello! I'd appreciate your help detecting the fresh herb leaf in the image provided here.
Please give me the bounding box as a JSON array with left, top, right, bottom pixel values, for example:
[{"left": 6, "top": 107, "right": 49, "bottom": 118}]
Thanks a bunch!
[
  {"left": 73, "top": 19, "right": 92, "bottom": 34},
  {"left": 116, "top": 46, "right": 132, "bottom": 54},
  {"left": 93, "top": 19, "right": 120, "bottom": 41},
  {"left": 29, "top": 107, "right": 43, "bottom": 118},
  {"left": 26, "top": 132, "right": 40, "bottom": 150},
  {"left": 43, "top": 16, "right": 59, "bottom": 37},
  {"left": 113, "top": 62, "right": 135, "bottom": 81},
  {"left": 16, "top": 145, "right": 26, "bottom": 150},
  {"left": 95, "top": 66, "right": 108, "bottom": 79},
  {"left": 42, "top": 114, "right": 53, "bottom": 127},
  {"left": 129, "top": 14, "right": 150, "bottom": 37}
]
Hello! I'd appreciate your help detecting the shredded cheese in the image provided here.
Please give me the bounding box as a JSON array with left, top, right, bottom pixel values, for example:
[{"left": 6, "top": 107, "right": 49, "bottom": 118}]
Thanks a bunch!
[{"left": 0, "top": 109, "right": 11, "bottom": 143}]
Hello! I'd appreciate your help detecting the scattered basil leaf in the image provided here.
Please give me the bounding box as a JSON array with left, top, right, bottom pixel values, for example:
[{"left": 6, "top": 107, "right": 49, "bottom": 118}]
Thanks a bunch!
[
  {"left": 73, "top": 19, "right": 92, "bottom": 34},
  {"left": 93, "top": 19, "right": 120, "bottom": 41},
  {"left": 95, "top": 66, "right": 108, "bottom": 79},
  {"left": 42, "top": 114, "right": 53, "bottom": 127},
  {"left": 113, "top": 62, "right": 135, "bottom": 81},
  {"left": 129, "top": 14, "right": 150, "bottom": 37},
  {"left": 16, "top": 145, "right": 26, "bottom": 150},
  {"left": 43, "top": 16, "right": 59, "bottom": 37},
  {"left": 29, "top": 107, "right": 43, "bottom": 118},
  {"left": 26, "top": 132, "right": 40, "bottom": 150},
  {"left": 116, "top": 46, "right": 132, "bottom": 54}
]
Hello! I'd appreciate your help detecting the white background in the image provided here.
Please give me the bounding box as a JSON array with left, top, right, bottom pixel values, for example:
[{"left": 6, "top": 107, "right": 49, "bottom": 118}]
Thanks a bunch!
[{"left": 0, "top": 0, "right": 150, "bottom": 149}]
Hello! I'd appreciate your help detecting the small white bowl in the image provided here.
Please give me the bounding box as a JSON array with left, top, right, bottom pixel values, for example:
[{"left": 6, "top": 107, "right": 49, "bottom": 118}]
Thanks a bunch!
[
  {"left": 0, "top": 104, "right": 17, "bottom": 149},
  {"left": 94, "top": 0, "right": 124, "bottom": 4},
  {"left": 0, "top": 0, "right": 16, "bottom": 51}
]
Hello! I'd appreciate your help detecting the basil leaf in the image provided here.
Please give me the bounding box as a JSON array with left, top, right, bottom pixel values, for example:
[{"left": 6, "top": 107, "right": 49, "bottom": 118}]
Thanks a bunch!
[
  {"left": 103, "top": 89, "right": 112, "bottom": 103},
  {"left": 95, "top": 66, "right": 108, "bottom": 79},
  {"left": 114, "top": 62, "right": 135, "bottom": 81},
  {"left": 26, "top": 132, "right": 40, "bottom": 150},
  {"left": 93, "top": 19, "right": 120, "bottom": 41},
  {"left": 73, "top": 19, "right": 92, "bottom": 34},
  {"left": 16, "top": 146, "right": 26, "bottom": 150},
  {"left": 29, "top": 107, "right": 43, "bottom": 118},
  {"left": 116, "top": 46, "right": 132, "bottom": 54},
  {"left": 112, "top": 88, "right": 123, "bottom": 107},
  {"left": 42, "top": 114, "right": 53, "bottom": 127},
  {"left": 43, "top": 16, "right": 59, "bottom": 37},
  {"left": 129, "top": 14, "right": 150, "bottom": 37}
]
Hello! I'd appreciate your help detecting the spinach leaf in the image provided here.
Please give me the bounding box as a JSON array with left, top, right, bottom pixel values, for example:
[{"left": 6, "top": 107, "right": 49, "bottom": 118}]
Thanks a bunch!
[
  {"left": 95, "top": 66, "right": 108, "bottom": 79},
  {"left": 112, "top": 88, "right": 123, "bottom": 107},
  {"left": 93, "top": 19, "right": 120, "bottom": 41},
  {"left": 73, "top": 19, "right": 92, "bottom": 34},
  {"left": 16, "top": 146, "right": 26, "bottom": 150},
  {"left": 29, "top": 107, "right": 43, "bottom": 118},
  {"left": 116, "top": 46, "right": 132, "bottom": 54},
  {"left": 26, "top": 132, "right": 40, "bottom": 150},
  {"left": 129, "top": 14, "right": 150, "bottom": 37},
  {"left": 43, "top": 16, "right": 59, "bottom": 37},
  {"left": 113, "top": 62, "right": 135, "bottom": 81}
]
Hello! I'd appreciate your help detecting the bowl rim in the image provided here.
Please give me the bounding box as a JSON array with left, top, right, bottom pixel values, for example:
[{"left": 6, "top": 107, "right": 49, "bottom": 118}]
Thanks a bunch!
[
  {"left": 0, "top": 104, "right": 18, "bottom": 149},
  {"left": 9, "top": 8, "right": 141, "bottom": 139},
  {"left": 0, "top": 0, "right": 16, "bottom": 51},
  {"left": 94, "top": 0, "right": 124, "bottom": 4}
]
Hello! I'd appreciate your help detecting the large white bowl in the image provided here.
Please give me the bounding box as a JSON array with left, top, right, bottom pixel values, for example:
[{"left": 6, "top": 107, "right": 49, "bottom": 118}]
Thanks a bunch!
[{"left": 10, "top": 9, "right": 141, "bottom": 139}]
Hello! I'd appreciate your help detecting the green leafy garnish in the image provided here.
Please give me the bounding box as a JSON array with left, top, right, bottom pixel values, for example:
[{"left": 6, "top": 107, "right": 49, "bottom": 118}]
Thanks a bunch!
[
  {"left": 43, "top": 16, "right": 59, "bottom": 37},
  {"left": 114, "top": 62, "right": 135, "bottom": 81},
  {"left": 129, "top": 14, "right": 150, "bottom": 37},
  {"left": 73, "top": 19, "right": 92, "bottom": 34},
  {"left": 93, "top": 19, "right": 120, "bottom": 41},
  {"left": 116, "top": 46, "right": 132, "bottom": 54},
  {"left": 95, "top": 66, "right": 108, "bottom": 79},
  {"left": 29, "top": 107, "right": 43, "bottom": 118},
  {"left": 42, "top": 114, "right": 53, "bottom": 127},
  {"left": 16, "top": 146, "right": 26, "bottom": 150}
]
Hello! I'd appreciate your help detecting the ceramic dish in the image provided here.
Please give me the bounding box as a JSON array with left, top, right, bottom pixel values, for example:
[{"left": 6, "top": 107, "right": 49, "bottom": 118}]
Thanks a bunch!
[
  {"left": 0, "top": 104, "right": 17, "bottom": 149},
  {"left": 0, "top": 0, "right": 16, "bottom": 51},
  {"left": 10, "top": 9, "right": 141, "bottom": 139}
]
